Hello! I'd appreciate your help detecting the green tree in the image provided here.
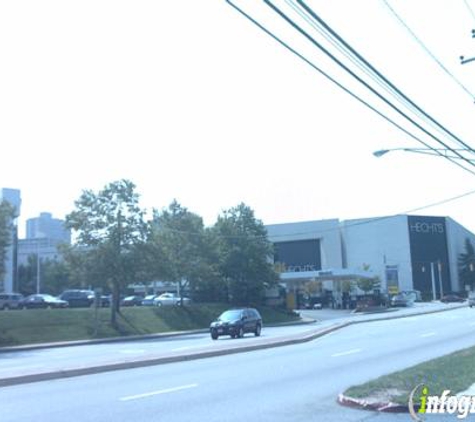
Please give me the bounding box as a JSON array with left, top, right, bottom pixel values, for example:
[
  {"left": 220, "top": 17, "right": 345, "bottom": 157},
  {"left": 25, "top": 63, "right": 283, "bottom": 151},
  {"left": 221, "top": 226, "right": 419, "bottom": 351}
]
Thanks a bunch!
[
  {"left": 0, "top": 201, "right": 14, "bottom": 286},
  {"left": 65, "top": 180, "right": 146, "bottom": 326},
  {"left": 148, "top": 200, "right": 214, "bottom": 304},
  {"left": 213, "top": 203, "right": 278, "bottom": 305},
  {"left": 356, "top": 276, "right": 381, "bottom": 294},
  {"left": 459, "top": 238, "right": 475, "bottom": 290},
  {"left": 355, "top": 263, "right": 380, "bottom": 294},
  {"left": 341, "top": 280, "right": 355, "bottom": 294},
  {"left": 18, "top": 255, "right": 70, "bottom": 296},
  {"left": 303, "top": 280, "right": 322, "bottom": 296}
]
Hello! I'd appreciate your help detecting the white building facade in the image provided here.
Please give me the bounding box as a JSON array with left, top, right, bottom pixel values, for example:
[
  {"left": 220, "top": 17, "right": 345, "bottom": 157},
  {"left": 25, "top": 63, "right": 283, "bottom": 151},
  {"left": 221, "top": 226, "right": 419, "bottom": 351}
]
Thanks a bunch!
[{"left": 267, "top": 215, "right": 475, "bottom": 302}]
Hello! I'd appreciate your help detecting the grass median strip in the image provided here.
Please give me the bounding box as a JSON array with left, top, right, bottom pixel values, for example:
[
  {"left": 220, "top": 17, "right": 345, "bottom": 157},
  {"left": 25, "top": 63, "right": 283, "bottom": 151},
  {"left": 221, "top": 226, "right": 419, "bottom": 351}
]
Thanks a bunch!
[
  {"left": 344, "top": 345, "right": 475, "bottom": 405},
  {"left": 0, "top": 304, "right": 300, "bottom": 347}
]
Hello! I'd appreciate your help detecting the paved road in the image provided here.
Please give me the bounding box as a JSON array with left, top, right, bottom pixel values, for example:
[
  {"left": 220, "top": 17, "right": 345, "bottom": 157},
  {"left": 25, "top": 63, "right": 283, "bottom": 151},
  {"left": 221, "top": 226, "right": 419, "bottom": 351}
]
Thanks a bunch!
[
  {"left": 0, "top": 324, "right": 320, "bottom": 380},
  {"left": 2, "top": 306, "right": 474, "bottom": 421}
]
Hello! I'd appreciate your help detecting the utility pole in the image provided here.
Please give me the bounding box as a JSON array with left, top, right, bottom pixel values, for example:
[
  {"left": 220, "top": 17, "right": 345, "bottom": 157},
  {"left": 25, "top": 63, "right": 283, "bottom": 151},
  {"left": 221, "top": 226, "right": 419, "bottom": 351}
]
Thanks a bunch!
[
  {"left": 438, "top": 261, "right": 444, "bottom": 298},
  {"left": 430, "top": 262, "right": 437, "bottom": 301},
  {"left": 460, "top": 29, "right": 475, "bottom": 65},
  {"left": 36, "top": 240, "right": 41, "bottom": 294}
]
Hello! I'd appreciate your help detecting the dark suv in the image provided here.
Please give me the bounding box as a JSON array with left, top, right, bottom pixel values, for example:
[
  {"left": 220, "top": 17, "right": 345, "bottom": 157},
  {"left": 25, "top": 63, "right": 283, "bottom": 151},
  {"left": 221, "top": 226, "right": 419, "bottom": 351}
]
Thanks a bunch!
[
  {"left": 59, "top": 290, "right": 95, "bottom": 307},
  {"left": 210, "top": 308, "right": 262, "bottom": 340}
]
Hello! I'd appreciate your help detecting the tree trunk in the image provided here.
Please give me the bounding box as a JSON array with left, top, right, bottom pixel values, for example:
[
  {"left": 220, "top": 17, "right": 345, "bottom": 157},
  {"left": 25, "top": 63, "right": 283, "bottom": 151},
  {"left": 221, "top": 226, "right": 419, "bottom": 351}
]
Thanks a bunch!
[{"left": 111, "top": 281, "right": 120, "bottom": 328}]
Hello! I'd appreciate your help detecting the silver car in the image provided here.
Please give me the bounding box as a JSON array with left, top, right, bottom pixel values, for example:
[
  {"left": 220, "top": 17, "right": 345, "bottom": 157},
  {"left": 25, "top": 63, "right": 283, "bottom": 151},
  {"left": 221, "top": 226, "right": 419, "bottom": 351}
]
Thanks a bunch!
[
  {"left": 0, "top": 293, "right": 24, "bottom": 310},
  {"left": 153, "top": 293, "right": 191, "bottom": 306}
]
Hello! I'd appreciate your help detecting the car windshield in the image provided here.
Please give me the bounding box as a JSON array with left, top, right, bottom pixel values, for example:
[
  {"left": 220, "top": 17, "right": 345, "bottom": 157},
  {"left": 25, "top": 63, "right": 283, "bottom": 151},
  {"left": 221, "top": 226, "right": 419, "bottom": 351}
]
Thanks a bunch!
[{"left": 218, "top": 310, "right": 242, "bottom": 322}]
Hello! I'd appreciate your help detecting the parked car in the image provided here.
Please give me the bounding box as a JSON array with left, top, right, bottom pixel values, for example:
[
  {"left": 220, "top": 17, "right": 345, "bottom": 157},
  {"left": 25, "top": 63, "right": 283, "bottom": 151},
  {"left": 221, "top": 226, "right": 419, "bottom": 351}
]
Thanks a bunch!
[
  {"left": 440, "top": 294, "right": 465, "bottom": 303},
  {"left": 469, "top": 292, "right": 475, "bottom": 308},
  {"left": 153, "top": 293, "right": 191, "bottom": 307},
  {"left": 209, "top": 308, "right": 262, "bottom": 340},
  {"left": 0, "top": 293, "right": 24, "bottom": 310},
  {"left": 400, "top": 290, "right": 422, "bottom": 302},
  {"left": 59, "top": 289, "right": 95, "bottom": 307},
  {"left": 21, "top": 294, "right": 69, "bottom": 309},
  {"left": 390, "top": 293, "right": 414, "bottom": 307},
  {"left": 141, "top": 295, "right": 157, "bottom": 306},
  {"left": 100, "top": 294, "right": 112, "bottom": 307},
  {"left": 121, "top": 295, "right": 143, "bottom": 307}
]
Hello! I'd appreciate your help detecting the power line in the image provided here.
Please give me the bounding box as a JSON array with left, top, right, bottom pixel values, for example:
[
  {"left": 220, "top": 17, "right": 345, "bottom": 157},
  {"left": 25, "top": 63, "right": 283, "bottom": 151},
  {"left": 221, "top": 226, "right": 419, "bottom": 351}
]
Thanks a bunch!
[
  {"left": 155, "top": 185, "right": 475, "bottom": 240},
  {"left": 294, "top": 0, "right": 475, "bottom": 156},
  {"left": 263, "top": 0, "right": 475, "bottom": 174},
  {"left": 464, "top": 0, "right": 475, "bottom": 23},
  {"left": 285, "top": 0, "right": 473, "bottom": 146},
  {"left": 225, "top": 0, "right": 475, "bottom": 178},
  {"left": 382, "top": 0, "right": 475, "bottom": 101}
]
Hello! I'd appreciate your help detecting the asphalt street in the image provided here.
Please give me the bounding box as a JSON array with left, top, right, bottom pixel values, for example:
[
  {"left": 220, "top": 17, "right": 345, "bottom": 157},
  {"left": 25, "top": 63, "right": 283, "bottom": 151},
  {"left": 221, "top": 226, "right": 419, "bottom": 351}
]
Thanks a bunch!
[
  {"left": 1, "top": 306, "right": 475, "bottom": 422},
  {"left": 0, "top": 324, "right": 321, "bottom": 380}
]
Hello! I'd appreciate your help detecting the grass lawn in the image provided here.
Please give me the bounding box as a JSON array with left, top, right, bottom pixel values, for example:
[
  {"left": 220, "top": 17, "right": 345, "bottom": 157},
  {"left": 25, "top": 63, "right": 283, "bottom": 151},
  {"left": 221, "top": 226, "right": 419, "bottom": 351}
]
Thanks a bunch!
[
  {"left": 0, "top": 304, "right": 300, "bottom": 347},
  {"left": 344, "top": 345, "right": 475, "bottom": 405}
]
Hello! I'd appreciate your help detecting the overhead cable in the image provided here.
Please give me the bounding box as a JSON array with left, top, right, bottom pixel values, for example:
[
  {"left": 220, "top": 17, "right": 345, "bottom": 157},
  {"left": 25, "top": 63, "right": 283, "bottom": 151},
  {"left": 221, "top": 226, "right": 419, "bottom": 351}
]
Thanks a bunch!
[
  {"left": 295, "top": 0, "right": 475, "bottom": 155},
  {"left": 382, "top": 0, "right": 474, "bottom": 101},
  {"left": 226, "top": 0, "right": 475, "bottom": 178},
  {"left": 264, "top": 0, "right": 475, "bottom": 172}
]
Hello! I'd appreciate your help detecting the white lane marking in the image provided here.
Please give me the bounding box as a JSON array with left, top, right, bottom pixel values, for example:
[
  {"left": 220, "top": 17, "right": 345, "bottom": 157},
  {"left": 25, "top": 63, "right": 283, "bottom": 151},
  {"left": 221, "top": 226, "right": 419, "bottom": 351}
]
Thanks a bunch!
[
  {"left": 399, "top": 317, "right": 419, "bottom": 323},
  {"left": 420, "top": 332, "right": 437, "bottom": 338},
  {"left": 172, "top": 346, "right": 196, "bottom": 352},
  {"left": 331, "top": 348, "right": 362, "bottom": 357},
  {"left": 120, "top": 384, "right": 198, "bottom": 401},
  {"left": 119, "top": 349, "right": 146, "bottom": 354},
  {"left": 0, "top": 364, "right": 43, "bottom": 371}
]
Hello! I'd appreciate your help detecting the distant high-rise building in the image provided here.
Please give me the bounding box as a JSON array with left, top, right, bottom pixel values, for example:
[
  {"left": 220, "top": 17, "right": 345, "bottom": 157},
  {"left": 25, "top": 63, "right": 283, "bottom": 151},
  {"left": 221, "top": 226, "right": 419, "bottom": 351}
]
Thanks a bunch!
[
  {"left": 17, "top": 213, "right": 71, "bottom": 287},
  {"left": 0, "top": 188, "right": 21, "bottom": 293},
  {"left": 26, "top": 212, "right": 71, "bottom": 243}
]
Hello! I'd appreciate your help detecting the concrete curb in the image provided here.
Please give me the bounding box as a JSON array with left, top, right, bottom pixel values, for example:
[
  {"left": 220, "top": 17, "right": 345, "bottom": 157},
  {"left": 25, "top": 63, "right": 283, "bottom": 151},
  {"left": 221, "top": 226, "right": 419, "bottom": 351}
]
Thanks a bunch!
[
  {"left": 337, "top": 393, "right": 408, "bottom": 413},
  {"left": 349, "top": 303, "right": 467, "bottom": 325},
  {"left": 0, "top": 318, "right": 316, "bottom": 354},
  {"left": 0, "top": 329, "right": 209, "bottom": 354},
  {"left": 0, "top": 322, "right": 344, "bottom": 387},
  {"left": 0, "top": 304, "right": 465, "bottom": 387}
]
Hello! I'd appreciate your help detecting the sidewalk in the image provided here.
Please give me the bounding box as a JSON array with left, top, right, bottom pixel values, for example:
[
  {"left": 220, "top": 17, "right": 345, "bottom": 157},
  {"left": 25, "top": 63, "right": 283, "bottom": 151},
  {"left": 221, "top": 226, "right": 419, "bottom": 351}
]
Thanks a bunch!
[{"left": 0, "top": 301, "right": 466, "bottom": 388}]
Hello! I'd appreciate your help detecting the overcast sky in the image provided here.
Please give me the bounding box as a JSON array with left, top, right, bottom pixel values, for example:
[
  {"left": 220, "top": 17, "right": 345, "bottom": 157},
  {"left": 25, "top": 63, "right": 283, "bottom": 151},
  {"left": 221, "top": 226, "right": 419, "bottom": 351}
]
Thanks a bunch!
[{"left": 2, "top": 0, "right": 475, "bottom": 238}]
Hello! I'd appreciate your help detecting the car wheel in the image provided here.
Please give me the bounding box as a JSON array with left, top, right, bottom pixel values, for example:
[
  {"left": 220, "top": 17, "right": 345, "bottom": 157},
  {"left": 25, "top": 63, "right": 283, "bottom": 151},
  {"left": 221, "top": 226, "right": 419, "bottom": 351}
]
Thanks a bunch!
[
  {"left": 238, "top": 327, "right": 244, "bottom": 338},
  {"left": 254, "top": 324, "right": 261, "bottom": 337},
  {"left": 156, "top": 302, "right": 162, "bottom": 307},
  {"left": 211, "top": 330, "right": 218, "bottom": 340},
  {"left": 47, "top": 305, "right": 53, "bottom": 309}
]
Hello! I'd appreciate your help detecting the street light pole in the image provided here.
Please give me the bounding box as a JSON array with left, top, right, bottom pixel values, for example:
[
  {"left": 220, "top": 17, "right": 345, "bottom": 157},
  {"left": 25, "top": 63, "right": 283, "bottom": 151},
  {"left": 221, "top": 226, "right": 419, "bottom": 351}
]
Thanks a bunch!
[
  {"left": 430, "top": 262, "right": 437, "bottom": 301},
  {"left": 438, "top": 261, "right": 444, "bottom": 298},
  {"left": 460, "top": 29, "right": 475, "bottom": 65},
  {"left": 36, "top": 240, "right": 41, "bottom": 294},
  {"left": 373, "top": 147, "right": 475, "bottom": 162}
]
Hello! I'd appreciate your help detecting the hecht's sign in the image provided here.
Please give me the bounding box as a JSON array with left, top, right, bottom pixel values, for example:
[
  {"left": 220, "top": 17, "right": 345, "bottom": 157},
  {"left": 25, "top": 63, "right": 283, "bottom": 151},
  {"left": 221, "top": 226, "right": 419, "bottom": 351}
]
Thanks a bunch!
[{"left": 409, "top": 222, "right": 444, "bottom": 234}]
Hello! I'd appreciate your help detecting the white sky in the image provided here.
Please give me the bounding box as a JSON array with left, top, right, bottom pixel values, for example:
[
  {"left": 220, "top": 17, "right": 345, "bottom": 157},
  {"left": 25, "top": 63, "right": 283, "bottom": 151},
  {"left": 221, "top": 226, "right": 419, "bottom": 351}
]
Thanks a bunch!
[{"left": 2, "top": 1, "right": 475, "bottom": 238}]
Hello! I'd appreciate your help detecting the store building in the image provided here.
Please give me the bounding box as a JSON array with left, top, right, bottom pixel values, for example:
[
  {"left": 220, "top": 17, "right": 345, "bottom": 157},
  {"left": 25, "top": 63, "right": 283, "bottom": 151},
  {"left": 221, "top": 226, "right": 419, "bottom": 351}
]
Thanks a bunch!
[{"left": 266, "top": 215, "right": 475, "bottom": 303}]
